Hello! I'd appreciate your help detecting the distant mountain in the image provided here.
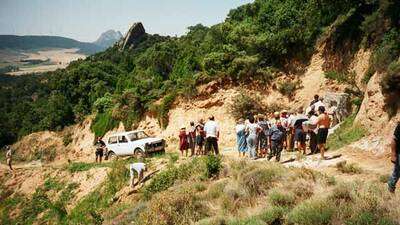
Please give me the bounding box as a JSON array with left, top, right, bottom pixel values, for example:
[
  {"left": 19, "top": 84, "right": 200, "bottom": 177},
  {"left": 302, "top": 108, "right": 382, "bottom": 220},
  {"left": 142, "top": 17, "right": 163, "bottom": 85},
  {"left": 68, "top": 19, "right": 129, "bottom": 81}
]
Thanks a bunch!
[
  {"left": 93, "top": 30, "right": 123, "bottom": 48},
  {"left": 0, "top": 35, "right": 103, "bottom": 55}
]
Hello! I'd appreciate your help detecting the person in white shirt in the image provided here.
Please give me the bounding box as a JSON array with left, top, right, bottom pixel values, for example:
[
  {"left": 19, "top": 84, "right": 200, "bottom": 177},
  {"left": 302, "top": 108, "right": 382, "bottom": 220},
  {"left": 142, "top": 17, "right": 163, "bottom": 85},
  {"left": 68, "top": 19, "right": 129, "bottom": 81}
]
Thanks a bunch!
[
  {"left": 246, "top": 116, "right": 261, "bottom": 159},
  {"left": 204, "top": 116, "right": 220, "bottom": 155},
  {"left": 129, "top": 162, "right": 147, "bottom": 188}
]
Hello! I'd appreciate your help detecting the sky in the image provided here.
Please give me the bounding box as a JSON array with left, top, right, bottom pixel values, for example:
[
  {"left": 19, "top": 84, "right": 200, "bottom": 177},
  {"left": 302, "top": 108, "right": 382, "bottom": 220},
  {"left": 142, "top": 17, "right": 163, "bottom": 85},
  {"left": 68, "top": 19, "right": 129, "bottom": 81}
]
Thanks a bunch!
[{"left": 0, "top": 0, "right": 254, "bottom": 42}]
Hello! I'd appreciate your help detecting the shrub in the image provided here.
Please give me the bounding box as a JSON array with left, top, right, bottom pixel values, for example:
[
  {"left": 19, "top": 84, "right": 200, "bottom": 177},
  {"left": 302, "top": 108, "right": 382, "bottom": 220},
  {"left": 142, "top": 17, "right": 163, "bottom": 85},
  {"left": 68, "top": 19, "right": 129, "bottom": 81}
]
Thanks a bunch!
[
  {"left": 168, "top": 153, "right": 179, "bottom": 164},
  {"left": 207, "top": 180, "right": 227, "bottom": 199},
  {"left": 380, "top": 61, "right": 400, "bottom": 117},
  {"left": 287, "top": 198, "right": 335, "bottom": 225},
  {"left": 362, "top": 67, "right": 375, "bottom": 84},
  {"left": 268, "top": 190, "right": 295, "bottom": 207},
  {"left": 336, "top": 161, "right": 362, "bottom": 174},
  {"left": 135, "top": 188, "right": 208, "bottom": 225},
  {"left": 62, "top": 132, "right": 73, "bottom": 146},
  {"left": 93, "top": 93, "right": 114, "bottom": 113},
  {"left": 229, "top": 92, "right": 266, "bottom": 120},
  {"left": 67, "top": 162, "right": 108, "bottom": 173},
  {"left": 204, "top": 155, "right": 222, "bottom": 178},
  {"left": 259, "top": 206, "right": 288, "bottom": 225},
  {"left": 327, "top": 114, "right": 367, "bottom": 150},
  {"left": 329, "top": 183, "right": 353, "bottom": 203},
  {"left": 91, "top": 112, "right": 119, "bottom": 138},
  {"left": 325, "top": 70, "right": 348, "bottom": 83},
  {"left": 153, "top": 92, "right": 177, "bottom": 129},
  {"left": 379, "top": 174, "right": 389, "bottom": 183},
  {"left": 142, "top": 158, "right": 203, "bottom": 199},
  {"left": 370, "top": 29, "right": 400, "bottom": 73},
  {"left": 277, "top": 80, "right": 301, "bottom": 98},
  {"left": 242, "top": 166, "right": 282, "bottom": 196}
]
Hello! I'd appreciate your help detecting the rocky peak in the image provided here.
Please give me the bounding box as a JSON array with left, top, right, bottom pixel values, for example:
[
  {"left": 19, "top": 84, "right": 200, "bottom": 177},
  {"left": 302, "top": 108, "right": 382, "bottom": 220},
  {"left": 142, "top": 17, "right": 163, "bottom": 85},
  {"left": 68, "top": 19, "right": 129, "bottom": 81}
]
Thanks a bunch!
[
  {"left": 119, "top": 22, "right": 146, "bottom": 50},
  {"left": 94, "top": 29, "right": 123, "bottom": 48}
]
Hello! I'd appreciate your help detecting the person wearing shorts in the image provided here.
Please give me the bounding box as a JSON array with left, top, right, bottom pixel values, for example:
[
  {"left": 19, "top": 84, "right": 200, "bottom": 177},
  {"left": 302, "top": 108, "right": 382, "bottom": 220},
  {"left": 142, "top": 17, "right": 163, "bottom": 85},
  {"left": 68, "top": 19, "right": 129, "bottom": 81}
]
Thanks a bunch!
[
  {"left": 129, "top": 162, "right": 147, "bottom": 188},
  {"left": 293, "top": 108, "right": 308, "bottom": 155},
  {"left": 95, "top": 137, "right": 106, "bottom": 163},
  {"left": 316, "top": 106, "right": 330, "bottom": 159},
  {"left": 195, "top": 123, "right": 205, "bottom": 155},
  {"left": 5, "top": 146, "right": 13, "bottom": 172}
]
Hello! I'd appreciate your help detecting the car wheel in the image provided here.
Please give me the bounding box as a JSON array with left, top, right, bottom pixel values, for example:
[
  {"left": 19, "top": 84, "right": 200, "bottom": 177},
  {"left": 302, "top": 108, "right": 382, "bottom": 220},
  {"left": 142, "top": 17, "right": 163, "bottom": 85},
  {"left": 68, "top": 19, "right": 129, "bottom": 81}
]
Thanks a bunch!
[
  {"left": 134, "top": 148, "right": 146, "bottom": 158},
  {"left": 108, "top": 151, "right": 117, "bottom": 160}
]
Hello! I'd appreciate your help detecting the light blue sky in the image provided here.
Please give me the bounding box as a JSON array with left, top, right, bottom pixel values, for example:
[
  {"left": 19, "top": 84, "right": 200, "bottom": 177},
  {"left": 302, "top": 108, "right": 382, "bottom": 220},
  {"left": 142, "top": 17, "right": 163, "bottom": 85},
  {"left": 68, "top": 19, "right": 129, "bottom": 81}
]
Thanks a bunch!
[{"left": 0, "top": 0, "right": 254, "bottom": 42}]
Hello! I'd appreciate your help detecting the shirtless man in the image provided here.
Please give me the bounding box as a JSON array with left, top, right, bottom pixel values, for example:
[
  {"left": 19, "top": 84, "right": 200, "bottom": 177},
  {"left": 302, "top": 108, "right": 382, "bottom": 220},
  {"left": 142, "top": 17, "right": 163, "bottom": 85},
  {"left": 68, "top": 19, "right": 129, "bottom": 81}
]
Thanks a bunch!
[
  {"left": 6, "top": 146, "right": 13, "bottom": 172},
  {"left": 315, "top": 106, "right": 331, "bottom": 159}
]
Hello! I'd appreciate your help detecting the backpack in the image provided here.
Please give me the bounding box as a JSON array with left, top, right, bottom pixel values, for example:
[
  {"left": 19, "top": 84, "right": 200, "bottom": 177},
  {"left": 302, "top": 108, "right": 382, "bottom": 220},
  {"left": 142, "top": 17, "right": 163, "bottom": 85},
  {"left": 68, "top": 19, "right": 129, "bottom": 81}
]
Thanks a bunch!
[{"left": 270, "top": 126, "right": 284, "bottom": 142}]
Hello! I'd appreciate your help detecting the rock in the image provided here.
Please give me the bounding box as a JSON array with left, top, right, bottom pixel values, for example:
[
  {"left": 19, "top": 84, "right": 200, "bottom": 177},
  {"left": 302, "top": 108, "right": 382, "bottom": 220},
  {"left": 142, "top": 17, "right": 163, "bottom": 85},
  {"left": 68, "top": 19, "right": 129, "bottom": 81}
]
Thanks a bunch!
[
  {"left": 120, "top": 22, "right": 146, "bottom": 50},
  {"left": 323, "top": 92, "right": 351, "bottom": 122}
]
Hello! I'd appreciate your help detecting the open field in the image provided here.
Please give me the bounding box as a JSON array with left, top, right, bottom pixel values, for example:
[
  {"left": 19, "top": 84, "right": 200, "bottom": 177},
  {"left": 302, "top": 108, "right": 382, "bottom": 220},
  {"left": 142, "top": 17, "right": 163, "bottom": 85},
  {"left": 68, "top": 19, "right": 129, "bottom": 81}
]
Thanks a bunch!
[{"left": 0, "top": 48, "right": 86, "bottom": 75}]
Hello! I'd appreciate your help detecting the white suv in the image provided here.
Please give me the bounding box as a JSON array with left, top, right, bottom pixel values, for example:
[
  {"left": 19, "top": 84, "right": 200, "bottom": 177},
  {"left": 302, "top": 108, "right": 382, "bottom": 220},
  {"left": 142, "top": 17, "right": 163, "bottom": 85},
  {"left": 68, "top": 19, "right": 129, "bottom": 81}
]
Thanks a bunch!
[{"left": 106, "top": 130, "right": 165, "bottom": 158}]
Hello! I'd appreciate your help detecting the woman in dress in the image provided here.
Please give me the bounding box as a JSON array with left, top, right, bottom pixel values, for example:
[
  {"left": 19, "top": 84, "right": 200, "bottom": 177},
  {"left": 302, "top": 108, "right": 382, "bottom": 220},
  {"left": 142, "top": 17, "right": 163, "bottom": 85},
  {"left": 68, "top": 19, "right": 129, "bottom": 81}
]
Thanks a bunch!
[
  {"left": 179, "top": 127, "right": 189, "bottom": 157},
  {"left": 236, "top": 118, "right": 247, "bottom": 157}
]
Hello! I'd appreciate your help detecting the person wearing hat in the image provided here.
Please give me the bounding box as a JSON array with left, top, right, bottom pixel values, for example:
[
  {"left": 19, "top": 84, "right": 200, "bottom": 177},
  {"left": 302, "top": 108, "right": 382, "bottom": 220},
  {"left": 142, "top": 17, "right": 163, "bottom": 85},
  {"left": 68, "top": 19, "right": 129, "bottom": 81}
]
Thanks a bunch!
[
  {"left": 5, "top": 145, "right": 13, "bottom": 172},
  {"left": 270, "top": 112, "right": 281, "bottom": 127},
  {"left": 178, "top": 126, "right": 189, "bottom": 157}
]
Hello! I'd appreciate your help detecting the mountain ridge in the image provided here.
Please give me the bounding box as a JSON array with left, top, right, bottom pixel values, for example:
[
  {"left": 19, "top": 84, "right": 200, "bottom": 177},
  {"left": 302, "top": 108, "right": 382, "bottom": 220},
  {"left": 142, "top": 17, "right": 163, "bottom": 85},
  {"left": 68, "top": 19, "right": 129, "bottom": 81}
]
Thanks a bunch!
[{"left": 94, "top": 29, "right": 123, "bottom": 48}]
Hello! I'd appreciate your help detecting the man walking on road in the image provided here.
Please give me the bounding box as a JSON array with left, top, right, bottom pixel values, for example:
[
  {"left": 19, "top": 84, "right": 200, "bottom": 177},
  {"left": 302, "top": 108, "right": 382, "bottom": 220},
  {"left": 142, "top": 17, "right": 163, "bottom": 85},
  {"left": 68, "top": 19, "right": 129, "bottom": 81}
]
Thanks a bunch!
[
  {"left": 204, "top": 116, "right": 220, "bottom": 155},
  {"left": 388, "top": 122, "right": 400, "bottom": 193}
]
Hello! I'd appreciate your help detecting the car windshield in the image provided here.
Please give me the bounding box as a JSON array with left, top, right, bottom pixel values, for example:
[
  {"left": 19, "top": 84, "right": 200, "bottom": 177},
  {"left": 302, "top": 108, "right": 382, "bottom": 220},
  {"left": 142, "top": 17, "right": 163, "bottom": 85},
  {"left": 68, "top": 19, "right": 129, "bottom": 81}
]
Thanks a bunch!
[{"left": 127, "top": 131, "right": 148, "bottom": 141}]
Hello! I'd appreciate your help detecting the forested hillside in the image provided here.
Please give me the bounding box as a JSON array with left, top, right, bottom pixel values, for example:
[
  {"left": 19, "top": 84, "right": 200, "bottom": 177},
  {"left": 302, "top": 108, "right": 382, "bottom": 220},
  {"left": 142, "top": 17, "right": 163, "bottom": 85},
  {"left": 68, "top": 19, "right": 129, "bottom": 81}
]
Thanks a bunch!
[
  {"left": 1, "top": 0, "right": 399, "bottom": 147},
  {"left": 0, "top": 35, "right": 103, "bottom": 54}
]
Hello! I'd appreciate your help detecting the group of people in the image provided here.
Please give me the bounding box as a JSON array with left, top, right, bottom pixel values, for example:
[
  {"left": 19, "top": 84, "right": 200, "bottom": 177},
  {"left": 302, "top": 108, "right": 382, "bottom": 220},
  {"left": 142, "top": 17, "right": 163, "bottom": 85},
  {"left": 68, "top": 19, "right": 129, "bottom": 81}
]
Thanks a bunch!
[
  {"left": 179, "top": 116, "right": 220, "bottom": 157},
  {"left": 235, "top": 95, "right": 332, "bottom": 161}
]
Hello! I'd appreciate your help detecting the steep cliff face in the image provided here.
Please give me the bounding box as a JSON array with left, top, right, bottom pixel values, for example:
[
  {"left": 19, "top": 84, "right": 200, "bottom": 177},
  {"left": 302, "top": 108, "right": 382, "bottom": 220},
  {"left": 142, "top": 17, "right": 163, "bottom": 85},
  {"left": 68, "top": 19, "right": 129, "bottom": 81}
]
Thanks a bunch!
[{"left": 119, "top": 22, "right": 146, "bottom": 50}]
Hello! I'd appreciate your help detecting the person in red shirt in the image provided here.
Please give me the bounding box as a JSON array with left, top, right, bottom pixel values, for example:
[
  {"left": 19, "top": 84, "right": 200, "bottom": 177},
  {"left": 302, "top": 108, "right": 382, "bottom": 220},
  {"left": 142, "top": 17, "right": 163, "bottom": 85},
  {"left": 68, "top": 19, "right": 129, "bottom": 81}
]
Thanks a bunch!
[{"left": 179, "top": 127, "right": 189, "bottom": 157}]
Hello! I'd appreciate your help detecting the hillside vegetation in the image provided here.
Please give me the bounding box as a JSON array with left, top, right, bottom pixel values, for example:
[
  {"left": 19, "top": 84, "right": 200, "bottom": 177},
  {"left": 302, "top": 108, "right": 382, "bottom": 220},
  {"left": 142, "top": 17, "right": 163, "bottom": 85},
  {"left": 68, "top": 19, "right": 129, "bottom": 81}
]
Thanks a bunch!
[
  {"left": 2, "top": 156, "right": 399, "bottom": 225},
  {"left": 1, "top": 0, "right": 399, "bottom": 147}
]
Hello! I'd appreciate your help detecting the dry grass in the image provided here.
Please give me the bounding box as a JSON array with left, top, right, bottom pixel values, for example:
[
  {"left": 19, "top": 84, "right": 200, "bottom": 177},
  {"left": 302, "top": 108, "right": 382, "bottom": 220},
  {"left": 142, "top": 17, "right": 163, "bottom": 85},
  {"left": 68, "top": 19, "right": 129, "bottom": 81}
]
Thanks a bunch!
[{"left": 336, "top": 161, "right": 363, "bottom": 174}]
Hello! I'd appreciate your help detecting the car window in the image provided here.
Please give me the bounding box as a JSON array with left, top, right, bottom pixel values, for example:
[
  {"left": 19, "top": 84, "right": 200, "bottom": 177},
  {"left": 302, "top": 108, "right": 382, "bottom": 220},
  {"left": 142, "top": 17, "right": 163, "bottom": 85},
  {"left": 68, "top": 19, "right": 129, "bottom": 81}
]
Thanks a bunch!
[
  {"left": 108, "top": 136, "right": 117, "bottom": 144},
  {"left": 118, "top": 135, "right": 128, "bottom": 143},
  {"left": 128, "top": 133, "right": 138, "bottom": 141},
  {"left": 136, "top": 131, "right": 148, "bottom": 139}
]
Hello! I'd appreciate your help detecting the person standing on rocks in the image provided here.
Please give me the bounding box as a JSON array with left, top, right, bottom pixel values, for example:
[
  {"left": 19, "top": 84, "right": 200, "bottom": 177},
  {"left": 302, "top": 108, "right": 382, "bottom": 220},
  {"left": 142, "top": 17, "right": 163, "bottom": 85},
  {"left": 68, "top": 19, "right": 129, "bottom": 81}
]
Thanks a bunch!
[
  {"left": 188, "top": 121, "right": 196, "bottom": 157},
  {"left": 388, "top": 122, "right": 400, "bottom": 193},
  {"left": 315, "top": 106, "right": 330, "bottom": 159},
  {"left": 204, "top": 116, "right": 220, "bottom": 155}
]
